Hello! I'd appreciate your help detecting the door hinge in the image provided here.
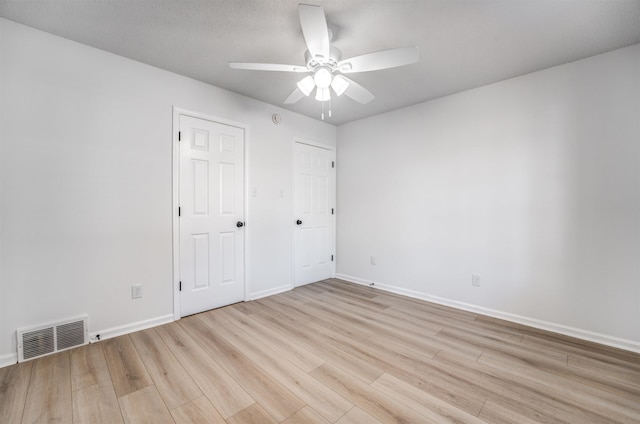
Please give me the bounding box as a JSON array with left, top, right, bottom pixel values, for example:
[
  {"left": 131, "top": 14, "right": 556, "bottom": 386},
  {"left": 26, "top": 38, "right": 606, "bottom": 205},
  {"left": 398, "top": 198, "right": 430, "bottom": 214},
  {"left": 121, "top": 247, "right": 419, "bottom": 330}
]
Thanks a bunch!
[
  {"left": 178, "top": 206, "right": 181, "bottom": 217},
  {"left": 332, "top": 161, "right": 335, "bottom": 168},
  {"left": 179, "top": 281, "right": 182, "bottom": 291},
  {"left": 178, "top": 131, "right": 181, "bottom": 141},
  {"left": 331, "top": 208, "right": 334, "bottom": 215},
  {"left": 331, "top": 254, "right": 334, "bottom": 261}
]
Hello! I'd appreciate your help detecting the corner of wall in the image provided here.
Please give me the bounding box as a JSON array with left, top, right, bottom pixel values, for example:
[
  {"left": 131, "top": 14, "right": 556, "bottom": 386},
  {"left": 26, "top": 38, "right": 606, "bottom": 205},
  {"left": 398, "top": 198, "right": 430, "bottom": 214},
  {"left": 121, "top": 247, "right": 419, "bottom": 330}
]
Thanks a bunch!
[{"left": 0, "top": 18, "right": 7, "bottom": 363}]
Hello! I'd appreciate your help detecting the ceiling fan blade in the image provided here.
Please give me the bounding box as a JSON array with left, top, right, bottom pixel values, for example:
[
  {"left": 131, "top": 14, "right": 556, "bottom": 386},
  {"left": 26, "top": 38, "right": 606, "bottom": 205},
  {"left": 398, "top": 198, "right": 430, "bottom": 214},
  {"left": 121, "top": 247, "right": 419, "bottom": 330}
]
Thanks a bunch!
[
  {"left": 284, "top": 87, "right": 305, "bottom": 104},
  {"left": 338, "top": 47, "right": 419, "bottom": 73},
  {"left": 229, "top": 62, "right": 308, "bottom": 72},
  {"left": 298, "top": 4, "right": 330, "bottom": 60},
  {"left": 340, "top": 77, "right": 375, "bottom": 104}
]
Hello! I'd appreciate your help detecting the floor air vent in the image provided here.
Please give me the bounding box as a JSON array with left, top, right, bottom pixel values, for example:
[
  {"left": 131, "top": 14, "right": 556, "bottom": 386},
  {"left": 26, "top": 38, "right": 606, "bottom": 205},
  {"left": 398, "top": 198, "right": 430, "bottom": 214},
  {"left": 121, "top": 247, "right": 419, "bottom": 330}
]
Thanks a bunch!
[{"left": 17, "top": 316, "right": 88, "bottom": 362}]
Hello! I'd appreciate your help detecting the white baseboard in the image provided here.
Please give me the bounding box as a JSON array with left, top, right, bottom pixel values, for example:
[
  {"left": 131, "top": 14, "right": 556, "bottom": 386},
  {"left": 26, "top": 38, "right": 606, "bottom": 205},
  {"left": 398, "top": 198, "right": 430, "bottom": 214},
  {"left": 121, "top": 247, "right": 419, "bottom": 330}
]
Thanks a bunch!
[
  {"left": 248, "top": 284, "right": 293, "bottom": 301},
  {"left": 0, "top": 352, "right": 18, "bottom": 368},
  {"left": 335, "top": 273, "right": 640, "bottom": 354},
  {"left": 89, "top": 314, "right": 174, "bottom": 343}
]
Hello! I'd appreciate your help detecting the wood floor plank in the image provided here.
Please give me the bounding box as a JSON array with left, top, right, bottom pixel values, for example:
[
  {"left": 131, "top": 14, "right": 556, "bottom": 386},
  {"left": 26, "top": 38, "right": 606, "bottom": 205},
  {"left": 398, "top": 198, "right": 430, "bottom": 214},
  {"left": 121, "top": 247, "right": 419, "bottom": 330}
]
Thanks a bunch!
[
  {"left": 480, "top": 349, "right": 640, "bottom": 410},
  {"left": 567, "top": 354, "right": 640, "bottom": 389},
  {"left": 72, "top": 378, "right": 123, "bottom": 424},
  {"left": 247, "top": 306, "right": 385, "bottom": 384},
  {"left": 310, "top": 363, "right": 439, "bottom": 424},
  {"left": 216, "top": 306, "right": 326, "bottom": 372},
  {"left": 364, "top": 332, "right": 440, "bottom": 362},
  {"left": 305, "top": 315, "right": 483, "bottom": 416},
  {"left": 70, "top": 342, "right": 110, "bottom": 392},
  {"left": 322, "top": 279, "right": 389, "bottom": 301},
  {"left": 212, "top": 321, "right": 353, "bottom": 423},
  {"left": 180, "top": 316, "right": 305, "bottom": 422},
  {"left": 102, "top": 335, "right": 153, "bottom": 397},
  {"left": 335, "top": 406, "right": 385, "bottom": 424},
  {"left": 304, "top": 292, "right": 441, "bottom": 337},
  {"left": 476, "top": 352, "right": 640, "bottom": 423},
  {"left": 275, "top": 321, "right": 383, "bottom": 383},
  {"left": 436, "top": 327, "right": 567, "bottom": 363},
  {"left": 264, "top": 294, "right": 373, "bottom": 341},
  {"left": 118, "top": 385, "right": 174, "bottom": 424},
  {"left": 0, "top": 361, "right": 32, "bottom": 424},
  {"left": 384, "top": 302, "right": 524, "bottom": 342},
  {"left": 226, "top": 403, "right": 278, "bottom": 424},
  {"left": 251, "top": 297, "right": 312, "bottom": 327},
  {"left": 129, "top": 328, "right": 202, "bottom": 409},
  {"left": 384, "top": 359, "right": 487, "bottom": 416},
  {"left": 371, "top": 372, "right": 486, "bottom": 424},
  {"left": 302, "top": 321, "right": 401, "bottom": 372},
  {"left": 170, "top": 395, "right": 226, "bottom": 424},
  {"left": 21, "top": 351, "right": 72, "bottom": 424},
  {"left": 422, "top": 351, "right": 569, "bottom": 424},
  {"left": 375, "top": 289, "right": 478, "bottom": 321},
  {"left": 318, "top": 278, "right": 380, "bottom": 299},
  {"left": 197, "top": 307, "right": 231, "bottom": 328},
  {"left": 436, "top": 350, "right": 638, "bottom": 424},
  {"left": 282, "top": 406, "right": 331, "bottom": 424},
  {"left": 155, "top": 322, "right": 254, "bottom": 419},
  {"left": 520, "top": 331, "right": 640, "bottom": 370},
  {"left": 300, "top": 297, "right": 468, "bottom": 360},
  {"left": 314, "top": 286, "right": 391, "bottom": 311},
  {"left": 336, "top": 406, "right": 383, "bottom": 424},
  {"left": 478, "top": 400, "right": 547, "bottom": 424},
  {"left": 316, "top": 278, "right": 376, "bottom": 296}
]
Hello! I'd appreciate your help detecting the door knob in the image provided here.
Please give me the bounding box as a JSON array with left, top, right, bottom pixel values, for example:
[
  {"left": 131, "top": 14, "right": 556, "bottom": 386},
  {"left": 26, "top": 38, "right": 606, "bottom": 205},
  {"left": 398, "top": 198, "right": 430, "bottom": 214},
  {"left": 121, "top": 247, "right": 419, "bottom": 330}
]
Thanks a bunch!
[
  {"left": 236, "top": 221, "right": 244, "bottom": 228},
  {"left": 296, "top": 220, "right": 302, "bottom": 225}
]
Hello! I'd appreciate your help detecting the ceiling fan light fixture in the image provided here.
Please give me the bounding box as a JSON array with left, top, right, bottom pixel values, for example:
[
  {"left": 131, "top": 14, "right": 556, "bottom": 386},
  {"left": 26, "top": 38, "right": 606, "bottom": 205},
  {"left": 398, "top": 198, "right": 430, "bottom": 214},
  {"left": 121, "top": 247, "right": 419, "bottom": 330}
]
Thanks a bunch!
[
  {"left": 297, "top": 75, "right": 315, "bottom": 96},
  {"left": 331, "top": 75, "right": 349, "bottom": 96},
  {"left": 315, "top": 87, "right": 330, "bottom": 102},
  {"left": 313, "top": 67, "right": 333, "bottom": 89}
]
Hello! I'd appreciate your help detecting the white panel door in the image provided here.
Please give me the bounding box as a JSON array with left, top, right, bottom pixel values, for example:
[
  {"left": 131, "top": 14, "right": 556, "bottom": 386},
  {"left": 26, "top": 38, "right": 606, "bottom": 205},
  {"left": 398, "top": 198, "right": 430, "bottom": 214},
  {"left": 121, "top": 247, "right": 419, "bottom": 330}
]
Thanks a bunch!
[
  {"left": 179, "top": 115, "right": 244, "bottom": 316},
  {"left": 293, "top": 142, "right": 335, "bottom": 286}
]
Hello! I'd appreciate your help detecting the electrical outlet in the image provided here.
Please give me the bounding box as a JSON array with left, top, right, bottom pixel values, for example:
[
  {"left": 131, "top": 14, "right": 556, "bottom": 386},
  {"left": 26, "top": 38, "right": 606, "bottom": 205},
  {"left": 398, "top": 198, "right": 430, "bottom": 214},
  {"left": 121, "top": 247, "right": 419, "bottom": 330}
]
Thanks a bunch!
[
  {"left": 472, "top": 274, "right": 481, "bottom": 287},
  {"left": 132, "top": 284, "right": 143, "bottom": 299},
  {"left": 370, "top": 256, "right": 376, "bottom": 265}
]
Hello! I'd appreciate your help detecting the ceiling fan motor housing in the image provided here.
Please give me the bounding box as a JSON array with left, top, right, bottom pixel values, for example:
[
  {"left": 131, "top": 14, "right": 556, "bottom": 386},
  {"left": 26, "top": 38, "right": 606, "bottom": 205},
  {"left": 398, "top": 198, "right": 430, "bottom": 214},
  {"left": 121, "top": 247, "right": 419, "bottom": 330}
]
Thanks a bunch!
[{"left": 305, "top": 46, "right": 342, "bottom": 72}]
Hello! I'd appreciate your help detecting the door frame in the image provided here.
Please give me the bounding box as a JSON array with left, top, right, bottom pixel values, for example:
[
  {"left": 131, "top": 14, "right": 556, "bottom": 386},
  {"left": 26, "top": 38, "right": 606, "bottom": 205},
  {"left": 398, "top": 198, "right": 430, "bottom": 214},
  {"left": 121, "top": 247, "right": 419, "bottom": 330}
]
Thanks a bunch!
[
  {"left": 291, "top": 138, "right": 337, "bottom": 287},
  {"left": 172, "top": 107, "right": 250, "bottom": 320}
]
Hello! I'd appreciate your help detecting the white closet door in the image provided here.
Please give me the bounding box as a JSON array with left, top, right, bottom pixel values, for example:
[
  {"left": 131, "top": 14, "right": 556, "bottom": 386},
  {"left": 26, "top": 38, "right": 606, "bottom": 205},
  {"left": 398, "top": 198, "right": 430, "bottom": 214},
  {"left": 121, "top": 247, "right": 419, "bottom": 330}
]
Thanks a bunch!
[
  {"left": 293, "top": 141, "right": 335, "bottom": 286},
  {"left": 179, "top": 114, "right": 244, "bottom": 316}
]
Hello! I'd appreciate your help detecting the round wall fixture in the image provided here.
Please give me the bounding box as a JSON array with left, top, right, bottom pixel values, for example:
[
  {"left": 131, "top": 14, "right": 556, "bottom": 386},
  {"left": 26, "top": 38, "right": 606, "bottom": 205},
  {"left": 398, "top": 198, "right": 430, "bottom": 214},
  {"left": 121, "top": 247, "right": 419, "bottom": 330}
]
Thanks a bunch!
[{"left": 272, "top": 113, "right": 282, "bottom": 124}]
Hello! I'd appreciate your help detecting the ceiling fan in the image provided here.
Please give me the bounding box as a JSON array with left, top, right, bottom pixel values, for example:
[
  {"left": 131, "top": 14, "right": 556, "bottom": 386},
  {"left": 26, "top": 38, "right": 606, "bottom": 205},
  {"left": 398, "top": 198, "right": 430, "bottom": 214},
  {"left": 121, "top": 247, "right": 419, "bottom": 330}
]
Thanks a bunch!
[{"left": 229, "top": 4, "right": 419, "bottom": 119}]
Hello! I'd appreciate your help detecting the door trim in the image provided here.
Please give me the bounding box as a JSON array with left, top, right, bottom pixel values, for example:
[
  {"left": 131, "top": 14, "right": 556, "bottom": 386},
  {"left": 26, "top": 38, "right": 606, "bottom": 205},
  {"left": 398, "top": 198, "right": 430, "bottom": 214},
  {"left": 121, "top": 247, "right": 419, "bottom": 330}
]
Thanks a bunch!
[
  {"left": 172, "top": 107, "right": 250, "bottom": 320},
  {"left": 291, "top": 138, "right": 336, "bottom": 288}
]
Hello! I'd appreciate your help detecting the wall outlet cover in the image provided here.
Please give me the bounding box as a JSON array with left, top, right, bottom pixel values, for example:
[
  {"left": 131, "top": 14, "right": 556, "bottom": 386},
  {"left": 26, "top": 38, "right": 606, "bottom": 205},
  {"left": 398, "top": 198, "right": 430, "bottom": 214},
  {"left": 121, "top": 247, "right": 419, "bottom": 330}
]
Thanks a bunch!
[{"left": 132, "top": 284, "right": 143, "bottom": 299}]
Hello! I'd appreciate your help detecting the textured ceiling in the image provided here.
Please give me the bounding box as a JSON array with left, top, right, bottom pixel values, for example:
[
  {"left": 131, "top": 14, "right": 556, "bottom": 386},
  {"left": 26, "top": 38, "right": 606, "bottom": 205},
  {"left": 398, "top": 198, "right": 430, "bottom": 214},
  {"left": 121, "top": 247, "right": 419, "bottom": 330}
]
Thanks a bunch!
[{"left": 1, "top": 0, "right": 639, "bottom": 125}]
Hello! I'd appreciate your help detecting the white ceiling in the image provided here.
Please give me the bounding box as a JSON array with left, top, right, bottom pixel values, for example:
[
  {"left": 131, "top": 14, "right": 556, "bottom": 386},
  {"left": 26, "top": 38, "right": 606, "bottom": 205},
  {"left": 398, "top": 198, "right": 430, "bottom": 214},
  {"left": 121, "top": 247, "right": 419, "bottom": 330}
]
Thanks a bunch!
[{"left": 1, "top": 0, "right": 639, "bottom": 125}]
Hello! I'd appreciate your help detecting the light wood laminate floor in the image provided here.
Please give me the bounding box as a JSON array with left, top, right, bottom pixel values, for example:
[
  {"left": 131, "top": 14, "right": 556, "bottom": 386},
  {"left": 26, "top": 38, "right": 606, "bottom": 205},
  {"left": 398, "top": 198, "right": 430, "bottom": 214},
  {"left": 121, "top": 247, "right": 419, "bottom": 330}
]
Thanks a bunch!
[{"left": 1, "top": 279, "right": 639, "bottom": 423}]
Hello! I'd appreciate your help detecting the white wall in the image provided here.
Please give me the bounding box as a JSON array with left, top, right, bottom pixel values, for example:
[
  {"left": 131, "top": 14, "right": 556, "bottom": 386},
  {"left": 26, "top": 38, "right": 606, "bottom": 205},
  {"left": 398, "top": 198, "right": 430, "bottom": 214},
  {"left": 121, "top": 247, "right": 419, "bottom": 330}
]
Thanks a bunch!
[
  {"left": 0, "top": 18, "right": 335, "bottom": 364},
  {"left": 337, "top": 44, "right": 640, "bottom": 351},
  {"left": 0, "top": 19, "right": 4, "bottom": 364}
]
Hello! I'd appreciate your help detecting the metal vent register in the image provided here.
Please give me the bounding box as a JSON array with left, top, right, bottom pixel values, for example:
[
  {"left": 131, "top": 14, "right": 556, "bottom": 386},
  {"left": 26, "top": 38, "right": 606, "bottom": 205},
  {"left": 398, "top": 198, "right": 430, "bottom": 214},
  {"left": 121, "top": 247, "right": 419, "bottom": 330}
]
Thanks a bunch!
[{"left": 17, "top": 316, "right": 88, "bottom": 362}]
